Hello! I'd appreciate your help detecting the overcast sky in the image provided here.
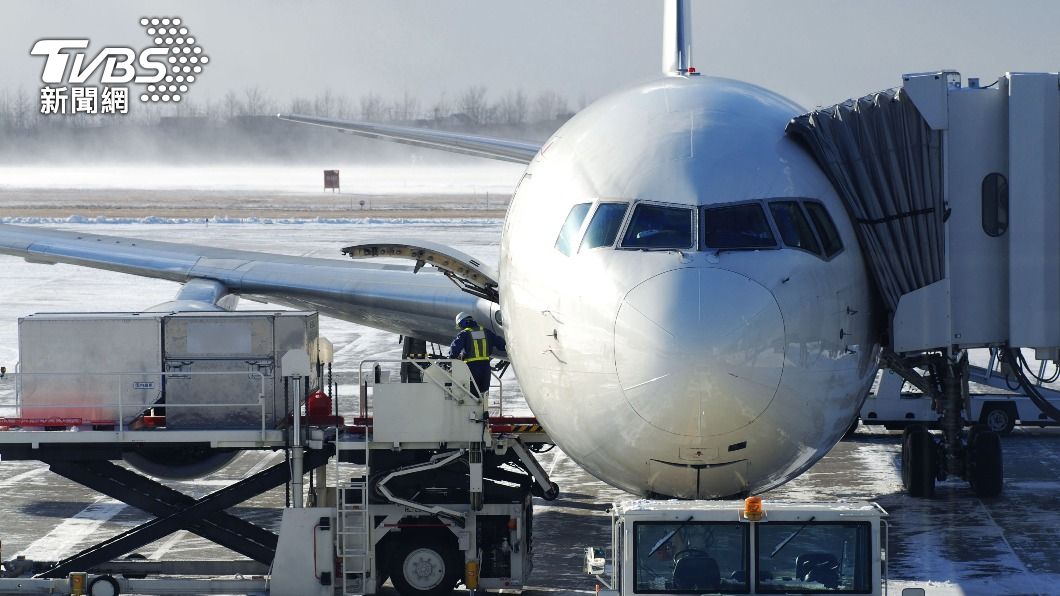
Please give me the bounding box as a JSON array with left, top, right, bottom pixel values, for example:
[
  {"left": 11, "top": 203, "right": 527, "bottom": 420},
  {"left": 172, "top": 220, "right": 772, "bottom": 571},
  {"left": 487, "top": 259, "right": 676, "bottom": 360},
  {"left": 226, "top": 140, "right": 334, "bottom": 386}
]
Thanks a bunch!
[{"left": 2, "top": 0, "right": 1058, "bottom": 111}]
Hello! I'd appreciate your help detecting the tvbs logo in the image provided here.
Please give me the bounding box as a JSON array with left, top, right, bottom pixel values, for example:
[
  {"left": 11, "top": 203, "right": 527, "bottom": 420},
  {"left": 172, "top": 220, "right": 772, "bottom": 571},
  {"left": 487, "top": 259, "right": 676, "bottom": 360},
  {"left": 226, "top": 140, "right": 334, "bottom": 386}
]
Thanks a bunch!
[
  {"left": 32, "top": 40, "right": 168, "bottom": 85},
  {"left": 31, "top": 17, "right": 208, "bottom": 115}
]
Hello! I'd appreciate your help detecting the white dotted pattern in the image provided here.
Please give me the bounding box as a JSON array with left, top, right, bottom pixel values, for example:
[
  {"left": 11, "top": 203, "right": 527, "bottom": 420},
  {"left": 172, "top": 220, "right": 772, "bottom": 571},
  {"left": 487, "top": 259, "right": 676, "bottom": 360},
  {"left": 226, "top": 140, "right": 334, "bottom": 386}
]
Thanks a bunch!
[{"left": 139, "top": 16, "right": 207, "bottom": 103}]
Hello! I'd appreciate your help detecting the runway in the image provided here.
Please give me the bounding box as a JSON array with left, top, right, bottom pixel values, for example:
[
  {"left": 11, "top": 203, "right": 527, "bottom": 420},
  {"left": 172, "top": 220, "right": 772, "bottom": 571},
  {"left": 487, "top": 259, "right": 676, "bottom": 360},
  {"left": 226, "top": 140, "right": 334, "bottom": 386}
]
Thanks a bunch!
[{"left": 2, "top": 221, "right": 1059, "bottom": 595}]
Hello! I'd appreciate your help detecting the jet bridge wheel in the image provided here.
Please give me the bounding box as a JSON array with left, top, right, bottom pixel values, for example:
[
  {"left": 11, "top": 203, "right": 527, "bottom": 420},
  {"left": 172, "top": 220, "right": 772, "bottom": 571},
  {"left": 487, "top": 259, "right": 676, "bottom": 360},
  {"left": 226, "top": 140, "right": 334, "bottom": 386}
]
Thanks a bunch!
[
  {"left": 968, "top": 429, "right": 1003, "bottom": 498},
  {"left": 901, "top": 425, "right": 936, "bottom": 498},
  {"left": 981, "top": 403, "right": 1017, "bottom": 435}
]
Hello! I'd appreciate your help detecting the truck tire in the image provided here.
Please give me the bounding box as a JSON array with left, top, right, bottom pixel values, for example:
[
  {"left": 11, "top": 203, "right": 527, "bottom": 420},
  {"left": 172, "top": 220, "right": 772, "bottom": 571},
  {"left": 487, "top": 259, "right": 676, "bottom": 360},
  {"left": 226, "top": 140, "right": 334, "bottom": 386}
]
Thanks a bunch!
[
  {"left": 981, "top": 404, "right": 1016, "bottom": 435},
  {"left": 389, "top": 534, "right": 462, "bottom": 596},
  {"left": 901, "top": 425, "right": 935, "bottom": 498},
  {"left": 969, "top": 430, "right": 1003, "bottom": 498},
  {"left": 88, "top": 575, "right": 121, "bottom": 596}
]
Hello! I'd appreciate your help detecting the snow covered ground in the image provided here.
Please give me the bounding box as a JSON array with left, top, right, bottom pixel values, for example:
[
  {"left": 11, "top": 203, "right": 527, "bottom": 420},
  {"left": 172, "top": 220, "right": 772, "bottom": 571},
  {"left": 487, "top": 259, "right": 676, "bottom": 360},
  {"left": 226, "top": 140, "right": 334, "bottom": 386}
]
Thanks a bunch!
[
  {"left": 0, "top": 220, "right": 1058, "bottom": 595},
  {"left": 0, "top": 164, "right": 525, "bottom": 196}
]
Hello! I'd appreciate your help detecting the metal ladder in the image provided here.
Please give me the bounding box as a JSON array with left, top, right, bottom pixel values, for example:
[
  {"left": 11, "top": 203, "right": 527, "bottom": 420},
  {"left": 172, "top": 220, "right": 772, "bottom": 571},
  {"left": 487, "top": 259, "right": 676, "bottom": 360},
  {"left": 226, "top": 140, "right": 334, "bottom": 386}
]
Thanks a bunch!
[{"left": 335, "top": 422, "right": 372, "bottom": 595}]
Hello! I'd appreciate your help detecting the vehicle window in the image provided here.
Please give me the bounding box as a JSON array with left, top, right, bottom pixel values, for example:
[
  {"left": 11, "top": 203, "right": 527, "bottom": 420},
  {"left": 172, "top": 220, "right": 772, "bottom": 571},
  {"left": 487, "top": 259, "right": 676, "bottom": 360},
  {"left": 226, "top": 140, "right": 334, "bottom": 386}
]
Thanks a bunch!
[
  {"left": 756, "top": 522, "right": 872, "bottom": 594},
  {"left": 803, "top": 202, "right": 843, "bottom": 257},
  {"left": 770, "top": 201, "right": 821, "bottom": 255},
  {"left": 621, "top": 204, "right": 694, "bottom": 249},
  {"left": 580, "top": 203, "right": 629, "bottom": 251},
  {"left": 554, "top": 203, "right": 591, "bottom": 256},
  {"left": 982, "top": 172, "right": 1008, "bottom": 237},
  {"left": 633, "top": 521, "right": 749, "bottom": 594},
  {"left": 702, "top": 203, "right": 776, "bottom": 249}
]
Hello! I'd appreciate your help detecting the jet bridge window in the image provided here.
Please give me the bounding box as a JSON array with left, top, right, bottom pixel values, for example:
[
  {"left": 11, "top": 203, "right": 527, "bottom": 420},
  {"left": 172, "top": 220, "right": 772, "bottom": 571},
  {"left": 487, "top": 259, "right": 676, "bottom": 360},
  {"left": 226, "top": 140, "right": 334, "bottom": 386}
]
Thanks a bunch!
[
  {"left": 554, "top": 202, "right": 592, "bottom": 256},
  {"left": 621, "top": 204, "right": 694, "bottom": 249},
  {"left": 633, "top": 521, "right": 749, "bottom": 593},
  {"left": 982, "top": 173, "right": 1008, "bottom": 237},
  {"left": 803, "top": 202, "right": 843, "bottom": 258},
  {"left": 770, "top": 201, "right": 822, "bottom": 256},
  {"left": 580, "top": 202, "right": 629, "bottom": 251},
  {"left": 756, "top": 521, "right": 872, "bottom": 594},
  {"left": 702, "top": 203, "right": 776, "bottom": 250}
]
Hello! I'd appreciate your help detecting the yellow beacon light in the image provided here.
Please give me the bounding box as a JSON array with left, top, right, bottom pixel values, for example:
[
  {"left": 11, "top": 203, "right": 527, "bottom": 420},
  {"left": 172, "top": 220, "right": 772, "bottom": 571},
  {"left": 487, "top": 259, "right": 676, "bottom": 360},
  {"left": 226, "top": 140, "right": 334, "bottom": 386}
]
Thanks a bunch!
[{"left": 742, "top": 496, "right": 765, "bottom": 521}]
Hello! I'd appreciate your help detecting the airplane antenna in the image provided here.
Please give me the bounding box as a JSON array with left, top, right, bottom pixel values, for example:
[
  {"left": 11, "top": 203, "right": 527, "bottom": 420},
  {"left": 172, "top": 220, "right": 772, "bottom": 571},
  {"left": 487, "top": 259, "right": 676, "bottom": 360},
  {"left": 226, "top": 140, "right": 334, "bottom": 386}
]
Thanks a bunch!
[{"left": 663, "top": 0, "right": 698, "bottom": 76}]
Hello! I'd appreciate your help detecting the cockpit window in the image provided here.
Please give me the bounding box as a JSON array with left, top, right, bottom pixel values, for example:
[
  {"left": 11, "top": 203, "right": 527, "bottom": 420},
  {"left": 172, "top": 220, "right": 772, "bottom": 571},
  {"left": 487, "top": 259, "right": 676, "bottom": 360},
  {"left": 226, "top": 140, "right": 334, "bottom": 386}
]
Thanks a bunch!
[
  {"left": 621, "top": 204, "right": 694, "bottom": 249},
  {"left": 702, "top": 203, "right": 776, "bottom": 250},
  {"left": 554, "top": 203, "right": 591, "bottom": 256},
  {"left": 769, "top": 201, "right": 821, "bottom": 255},
  {"left": 804, "top": 202, "right": 843, "bottom": 258},
  {"left": 580, "top": 203, "right": 629, "bottom": 251}
]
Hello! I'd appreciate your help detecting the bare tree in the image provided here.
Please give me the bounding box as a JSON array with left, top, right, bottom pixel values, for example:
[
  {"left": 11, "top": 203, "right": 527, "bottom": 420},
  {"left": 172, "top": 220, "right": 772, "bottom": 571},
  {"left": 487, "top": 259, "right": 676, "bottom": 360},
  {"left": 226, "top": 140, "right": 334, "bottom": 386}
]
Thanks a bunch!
[
  {"left": 0, "top": 91, "right": 9, "bottom": 130},
  {"left": 496, "top": 89, "right": 528, "bottom": 125},
  {"left": 222, "top": 90, "right": 242, "bottom": 119},
  {"left": 360, "top": 92, "right": 384, "bottom": 121},
  {"left": 459, "top": 85, "right": 489, "bottom": 125},
  {"left": 392, "top": 90, "right": 420, "bottom": 122},
  {"left": 289, "top": 96, "right": 312, "bottom": 114},
  {"left": 13, "top": 87, "right": 33, "bottom": 130},
  {"left": 334, "top": 94, "right": 352, "bottom": 119},
  {"left": 532, "top": 90, "right": 568, "bottom": 123},
  {"left": 313, "top": 89, "right": 334, "bottom": 117},
  {"left": 430, "top": 92, "right": 451, "bottom": 121},
  {"left": 243, "top": 87, "right": 267, "bottom": 115}
]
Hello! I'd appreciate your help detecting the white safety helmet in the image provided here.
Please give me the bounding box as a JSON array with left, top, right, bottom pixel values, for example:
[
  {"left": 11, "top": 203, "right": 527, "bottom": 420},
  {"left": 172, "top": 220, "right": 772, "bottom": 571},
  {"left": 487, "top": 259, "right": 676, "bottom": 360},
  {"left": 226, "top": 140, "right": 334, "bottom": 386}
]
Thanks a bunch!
[{"left": 455, "top": 312, "right": 472, "bottom": 328}]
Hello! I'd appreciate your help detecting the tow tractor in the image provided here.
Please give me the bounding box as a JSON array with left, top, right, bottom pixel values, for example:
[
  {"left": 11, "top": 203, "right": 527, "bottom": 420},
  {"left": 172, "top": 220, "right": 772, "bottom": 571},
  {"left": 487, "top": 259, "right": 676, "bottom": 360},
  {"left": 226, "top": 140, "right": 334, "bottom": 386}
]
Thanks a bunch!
[{"left": 586, "top": 497, "right": 921, "bottom": 596}]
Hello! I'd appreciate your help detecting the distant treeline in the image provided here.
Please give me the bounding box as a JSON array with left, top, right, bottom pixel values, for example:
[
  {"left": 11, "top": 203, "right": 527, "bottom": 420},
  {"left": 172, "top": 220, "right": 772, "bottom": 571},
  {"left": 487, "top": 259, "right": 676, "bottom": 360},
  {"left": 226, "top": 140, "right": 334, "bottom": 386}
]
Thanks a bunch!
[{"left": 0, "top": 86, "right": 580, "bottom": 164}]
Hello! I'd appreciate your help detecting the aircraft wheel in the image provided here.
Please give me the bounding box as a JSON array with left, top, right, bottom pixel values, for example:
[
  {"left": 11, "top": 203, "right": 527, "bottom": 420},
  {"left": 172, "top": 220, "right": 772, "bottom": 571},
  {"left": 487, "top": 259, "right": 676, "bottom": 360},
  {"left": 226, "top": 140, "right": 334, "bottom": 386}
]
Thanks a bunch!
[
  {"left": 901, "top": 425, "right": 936, "bottom": 498},
  {"left": 969, "top": 430, "right": 1003, "bottom": 498}
]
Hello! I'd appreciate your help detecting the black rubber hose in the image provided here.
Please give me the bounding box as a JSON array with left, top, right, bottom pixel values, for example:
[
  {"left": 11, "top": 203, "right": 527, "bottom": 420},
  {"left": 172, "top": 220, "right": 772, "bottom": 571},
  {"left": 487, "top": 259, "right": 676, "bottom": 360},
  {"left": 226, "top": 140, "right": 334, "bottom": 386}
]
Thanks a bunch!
[{"left": 1001, "top": 348, "right": 1060, "bottom": 423}]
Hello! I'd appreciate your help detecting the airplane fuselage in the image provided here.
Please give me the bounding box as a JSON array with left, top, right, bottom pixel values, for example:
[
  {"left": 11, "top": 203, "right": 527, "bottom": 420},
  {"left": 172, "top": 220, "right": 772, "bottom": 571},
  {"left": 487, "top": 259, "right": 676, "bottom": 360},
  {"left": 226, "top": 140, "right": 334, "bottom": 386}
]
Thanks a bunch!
[{"left": 500, "top": 75, "right": 879, "bottom": 498}]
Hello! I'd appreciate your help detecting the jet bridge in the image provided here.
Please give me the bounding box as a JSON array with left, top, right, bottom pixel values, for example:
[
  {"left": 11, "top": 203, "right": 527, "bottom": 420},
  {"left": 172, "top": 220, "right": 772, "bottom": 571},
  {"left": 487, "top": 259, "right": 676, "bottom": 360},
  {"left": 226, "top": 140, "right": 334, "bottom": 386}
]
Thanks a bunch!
[{"left": 787, "top": 70, "right": 1060, "bottom": 498}]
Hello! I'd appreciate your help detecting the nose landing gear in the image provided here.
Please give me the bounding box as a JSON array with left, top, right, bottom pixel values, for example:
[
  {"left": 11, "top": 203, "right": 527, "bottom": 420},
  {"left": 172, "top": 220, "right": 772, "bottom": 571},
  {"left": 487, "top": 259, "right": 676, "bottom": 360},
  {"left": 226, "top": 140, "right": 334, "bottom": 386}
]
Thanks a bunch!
[{"left": 890, "top": 352, "right": 1004, "bottom": 498}]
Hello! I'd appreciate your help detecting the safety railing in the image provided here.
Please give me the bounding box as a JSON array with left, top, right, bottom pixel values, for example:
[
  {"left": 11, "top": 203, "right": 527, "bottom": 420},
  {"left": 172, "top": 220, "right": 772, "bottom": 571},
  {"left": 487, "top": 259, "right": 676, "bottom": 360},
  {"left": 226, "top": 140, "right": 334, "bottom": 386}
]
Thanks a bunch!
[
  {"left": 0, "top": 369, "right": 269, "bottom": 441},
  {"left": 353, "top": 358, "right": 504, "bottom": 418}
]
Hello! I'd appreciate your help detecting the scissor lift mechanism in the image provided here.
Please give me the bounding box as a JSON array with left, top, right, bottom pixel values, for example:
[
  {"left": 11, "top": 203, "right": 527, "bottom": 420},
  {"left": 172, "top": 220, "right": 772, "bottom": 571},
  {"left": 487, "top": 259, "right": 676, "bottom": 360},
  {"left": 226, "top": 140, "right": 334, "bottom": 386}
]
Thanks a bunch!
[{"left": 0, "top": 357, "right": 554, "bottom": 595}]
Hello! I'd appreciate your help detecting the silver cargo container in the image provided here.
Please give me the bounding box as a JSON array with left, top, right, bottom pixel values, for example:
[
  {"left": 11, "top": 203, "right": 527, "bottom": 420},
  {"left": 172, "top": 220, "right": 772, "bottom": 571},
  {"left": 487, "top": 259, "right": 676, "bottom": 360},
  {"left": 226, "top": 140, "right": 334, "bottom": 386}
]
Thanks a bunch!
[
  {"left": 17, "top": 311, "right": 319, "bottom": 430},
  {"left": 18, "top": 313, "right": 164, "bottom": 425},
  {"left": 162, "top": 311, "right": 318, "bottom": 429}
]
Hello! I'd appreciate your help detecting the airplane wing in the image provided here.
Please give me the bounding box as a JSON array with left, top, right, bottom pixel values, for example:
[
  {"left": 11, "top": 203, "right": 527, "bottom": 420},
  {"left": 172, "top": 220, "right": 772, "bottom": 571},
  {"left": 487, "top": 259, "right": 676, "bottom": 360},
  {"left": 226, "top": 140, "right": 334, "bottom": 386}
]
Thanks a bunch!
[
  {"left": 277, "top": 114, "right": 541, "bottom": 164},
  {"left": 0, "top": 224, "right": 499, "bottom": 345},
  {"left": 0, "top": 120, "right": 531, "bottom": 342}
]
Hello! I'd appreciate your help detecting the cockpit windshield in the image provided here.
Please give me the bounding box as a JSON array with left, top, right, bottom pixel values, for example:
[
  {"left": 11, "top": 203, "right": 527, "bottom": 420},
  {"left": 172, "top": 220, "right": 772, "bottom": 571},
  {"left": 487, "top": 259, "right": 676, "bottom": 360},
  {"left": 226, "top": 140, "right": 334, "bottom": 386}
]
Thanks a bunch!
[
  {"left": 621, "top": 204, "right": 694, "bottom": 249},
  {"left": 580, "top": 203, "right": 629, "bottom": 251},
  {"left": 554, "top": 203, "right": 591, "bottom": 256},
  {"left": 769, "top": 201, "right": 821, "bottom": 255},
  {"left": 702, "top": 203, "right": 776, "bottom": 249}
]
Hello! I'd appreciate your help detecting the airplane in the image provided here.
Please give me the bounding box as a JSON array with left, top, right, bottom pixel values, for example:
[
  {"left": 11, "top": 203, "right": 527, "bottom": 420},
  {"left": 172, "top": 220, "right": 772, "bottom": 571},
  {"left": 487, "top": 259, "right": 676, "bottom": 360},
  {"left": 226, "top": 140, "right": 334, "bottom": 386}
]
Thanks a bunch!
[{"left": 0, "top": 0, "right": 878, "bottom": 498}]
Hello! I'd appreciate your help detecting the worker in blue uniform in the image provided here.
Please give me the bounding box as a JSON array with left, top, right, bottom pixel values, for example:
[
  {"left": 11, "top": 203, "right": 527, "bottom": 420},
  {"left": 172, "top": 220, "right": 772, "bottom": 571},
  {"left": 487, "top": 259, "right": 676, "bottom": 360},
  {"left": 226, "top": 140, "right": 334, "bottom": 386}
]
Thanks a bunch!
[{"left": 448, "top": 311, "right": 505, "bottom": 397}]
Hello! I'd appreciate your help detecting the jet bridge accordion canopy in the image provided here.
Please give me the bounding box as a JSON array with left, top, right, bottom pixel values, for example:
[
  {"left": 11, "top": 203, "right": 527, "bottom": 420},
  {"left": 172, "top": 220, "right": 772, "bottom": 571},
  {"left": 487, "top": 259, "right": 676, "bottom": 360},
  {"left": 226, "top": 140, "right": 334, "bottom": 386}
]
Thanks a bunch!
[
  {"left": 785, "top": 85, "right": 945, "bottom": 321},
  {"left": 788, "top": 71, "right": 1060, "bottom": 357}
]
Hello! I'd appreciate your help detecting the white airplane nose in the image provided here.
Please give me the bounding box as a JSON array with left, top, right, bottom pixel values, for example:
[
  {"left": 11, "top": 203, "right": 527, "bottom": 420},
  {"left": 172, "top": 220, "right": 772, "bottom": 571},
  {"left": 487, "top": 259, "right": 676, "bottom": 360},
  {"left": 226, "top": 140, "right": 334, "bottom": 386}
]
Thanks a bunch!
[{"left": 614, "top": 267, "right": 786, "bottom": 438}]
